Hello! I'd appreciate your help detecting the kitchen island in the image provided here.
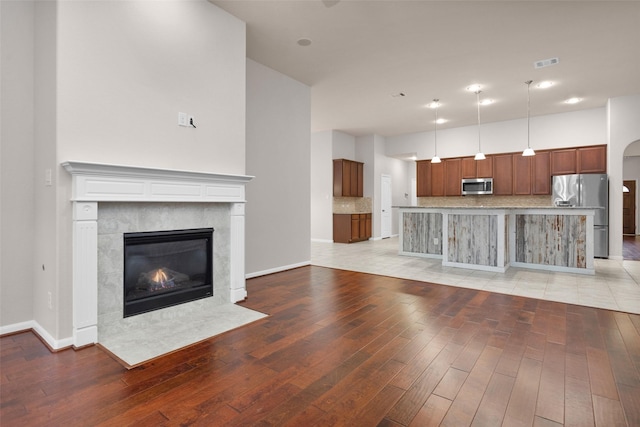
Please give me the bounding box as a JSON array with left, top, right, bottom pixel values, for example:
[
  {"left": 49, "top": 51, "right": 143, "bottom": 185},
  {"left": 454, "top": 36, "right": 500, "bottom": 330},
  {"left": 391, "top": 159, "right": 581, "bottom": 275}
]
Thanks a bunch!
[{"left": 397, "top": 206, "right": 596, "bottom": 274}]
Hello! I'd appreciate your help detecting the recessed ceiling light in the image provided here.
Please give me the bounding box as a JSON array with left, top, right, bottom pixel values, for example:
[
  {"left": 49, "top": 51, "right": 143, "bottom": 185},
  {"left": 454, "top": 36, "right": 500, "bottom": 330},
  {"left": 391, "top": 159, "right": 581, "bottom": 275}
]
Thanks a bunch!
[
  {"left": 436, "top": 118, "right": 447, "bottom": 124},
  {"left": 427, "top": 101, "right": 441, "bottom": 109},
  {"left": 296, "top": 38, "right": 312, "bottom": 47},
  {"left": 565, "top": 97, "right": 582, "bottom": 104},
  {"left": 479, "top": 98, "right": 494, "bottom": 106},
  {"left": 536, "top": 81, "right": 554, "bottom": 89},
  {"left": 466, "top": 84, "right": 482, "bottom": 92}
]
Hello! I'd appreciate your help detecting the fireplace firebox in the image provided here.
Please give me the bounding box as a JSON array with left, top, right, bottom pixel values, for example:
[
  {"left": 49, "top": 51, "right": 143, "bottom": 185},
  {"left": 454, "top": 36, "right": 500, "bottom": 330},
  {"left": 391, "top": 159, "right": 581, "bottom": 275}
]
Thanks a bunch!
[{"left": 123, "top": 228, "right": 213, "bottom": 317}]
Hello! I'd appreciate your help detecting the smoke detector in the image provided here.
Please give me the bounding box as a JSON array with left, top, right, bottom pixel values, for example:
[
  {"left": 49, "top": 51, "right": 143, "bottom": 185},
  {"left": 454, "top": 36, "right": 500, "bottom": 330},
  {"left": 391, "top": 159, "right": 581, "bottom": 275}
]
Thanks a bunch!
[{"left": 534, "top": 57, "right": 559, "bottom": 69}]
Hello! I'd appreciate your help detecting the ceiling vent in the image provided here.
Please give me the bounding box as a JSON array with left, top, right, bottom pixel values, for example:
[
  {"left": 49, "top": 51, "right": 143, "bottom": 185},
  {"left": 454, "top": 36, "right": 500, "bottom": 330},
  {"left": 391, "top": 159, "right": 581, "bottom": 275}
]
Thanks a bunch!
[{"left": 534, "top": 57, "right": 560, "bottom": 69}]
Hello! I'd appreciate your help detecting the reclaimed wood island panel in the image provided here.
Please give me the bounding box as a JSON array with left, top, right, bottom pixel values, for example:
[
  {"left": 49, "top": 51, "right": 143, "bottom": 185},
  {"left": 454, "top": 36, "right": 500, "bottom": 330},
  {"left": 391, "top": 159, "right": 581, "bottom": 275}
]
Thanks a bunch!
[{"left": 398, "top": 206, "right": 596, "bottom": 274}]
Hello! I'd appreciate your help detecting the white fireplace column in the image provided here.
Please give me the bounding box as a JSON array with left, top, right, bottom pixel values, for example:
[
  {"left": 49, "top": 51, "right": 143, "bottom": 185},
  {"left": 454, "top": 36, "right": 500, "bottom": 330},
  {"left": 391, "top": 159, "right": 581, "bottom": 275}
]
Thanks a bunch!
[{"left": 63, "top": 161, "right": 253, "bottom": 348}]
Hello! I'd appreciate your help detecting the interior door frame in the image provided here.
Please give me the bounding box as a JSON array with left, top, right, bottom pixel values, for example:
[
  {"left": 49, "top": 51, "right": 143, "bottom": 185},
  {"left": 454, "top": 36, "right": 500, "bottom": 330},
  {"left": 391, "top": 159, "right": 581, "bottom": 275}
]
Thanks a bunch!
[
  {"left": 623, "top": 179, "right": 636, "bottom": 235},
  {"left": 381, "top": 174, "right": 392, "bottom": 239}
]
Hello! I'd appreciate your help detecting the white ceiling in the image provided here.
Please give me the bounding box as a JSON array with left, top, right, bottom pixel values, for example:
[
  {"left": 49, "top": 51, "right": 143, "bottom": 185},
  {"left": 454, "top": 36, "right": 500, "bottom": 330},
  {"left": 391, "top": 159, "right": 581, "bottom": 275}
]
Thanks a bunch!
[{"left": 211, "top": 0, "right": 640, "bottom": 137}]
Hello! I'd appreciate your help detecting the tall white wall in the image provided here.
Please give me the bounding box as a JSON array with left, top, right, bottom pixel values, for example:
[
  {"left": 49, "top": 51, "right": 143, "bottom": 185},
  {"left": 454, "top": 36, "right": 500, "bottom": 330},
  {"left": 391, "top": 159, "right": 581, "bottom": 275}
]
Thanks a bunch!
[
  {"left": 245, "top": 59, "right": 311, "bottom": 276},
  {"left": 1, "top": 0, "right": 36, "bottom": 326},
  {"left": 609, "top": 95, "right": 640, "bottom": 257},
  {"left": 0, "top": 0, "right": 248, "bottom": 340},
  {"left": 385, "top": 108, "right": 606, "bottom": 160},
  {"left": 311, "top": 131, "right": 333, "bottom": 242}
]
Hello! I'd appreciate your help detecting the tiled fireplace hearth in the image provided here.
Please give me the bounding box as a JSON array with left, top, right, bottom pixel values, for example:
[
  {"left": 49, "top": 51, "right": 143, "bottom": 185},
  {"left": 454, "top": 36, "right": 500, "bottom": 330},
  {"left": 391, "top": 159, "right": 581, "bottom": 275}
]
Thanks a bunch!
[{"left": 63, "top": 161, "right": 253, "bottom": 348}]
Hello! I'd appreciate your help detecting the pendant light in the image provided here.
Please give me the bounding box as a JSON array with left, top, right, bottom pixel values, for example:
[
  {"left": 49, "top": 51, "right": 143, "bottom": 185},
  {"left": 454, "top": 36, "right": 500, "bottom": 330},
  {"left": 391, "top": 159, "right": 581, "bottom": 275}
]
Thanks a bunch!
[
  {"left": 522, "top": 80, "right": 536, "bottom": 157},
  {"left": 474, "top": 90, "right": 485, "bottom": 160},
  {"left": 431, "top": 99, "right": 441, "bottom": 163}
]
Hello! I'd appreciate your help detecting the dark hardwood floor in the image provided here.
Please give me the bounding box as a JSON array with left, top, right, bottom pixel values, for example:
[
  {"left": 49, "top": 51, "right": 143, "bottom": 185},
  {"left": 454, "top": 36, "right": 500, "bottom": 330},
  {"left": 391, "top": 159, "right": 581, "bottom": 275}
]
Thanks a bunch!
[
  {"left": 623, "top": 235, "right": 640, "bottom": 260},
  {"left": 2, "top": 266, "right": 640, "bottom": 426}
]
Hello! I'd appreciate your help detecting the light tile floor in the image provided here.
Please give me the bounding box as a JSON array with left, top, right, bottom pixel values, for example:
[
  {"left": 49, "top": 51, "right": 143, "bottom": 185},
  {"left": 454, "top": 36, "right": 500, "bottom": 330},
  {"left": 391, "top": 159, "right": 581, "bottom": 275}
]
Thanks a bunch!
[{"left": 311, "top": 237, "right": 640, "bottom": 314}]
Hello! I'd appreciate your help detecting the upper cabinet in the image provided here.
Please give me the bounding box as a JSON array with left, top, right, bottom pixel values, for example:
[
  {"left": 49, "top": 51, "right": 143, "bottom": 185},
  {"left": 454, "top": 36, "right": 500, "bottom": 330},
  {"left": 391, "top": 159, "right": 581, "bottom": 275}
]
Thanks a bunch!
[
  {"left": 416, "top": 144, "right": 606, "bottom": 198},
  {"left": 532, "top": 151, "right": 551, "bottom": 195},
  {"left": 461, "top": 157, "right": 493, "bottom": 179},
  {"left": 444, "top": 159, "right": 462, "bottom": 196},
  {"left": 550, "top": 145, "right": 607, "bottom": 176},
  {"left": 416, "top": 160, "right": 432, "bottom": 197},
  {"left": 333, "top": 159, "right": 364, "bottom": 197},
  {"left": 577, "top": 145, "right": 607, "bottom": 174},
  {"left": 493, "top": 154, "right": 514, "bottom": 195},
  {"left": 550, "top": 149, "right": 577, "bottom": 175}
]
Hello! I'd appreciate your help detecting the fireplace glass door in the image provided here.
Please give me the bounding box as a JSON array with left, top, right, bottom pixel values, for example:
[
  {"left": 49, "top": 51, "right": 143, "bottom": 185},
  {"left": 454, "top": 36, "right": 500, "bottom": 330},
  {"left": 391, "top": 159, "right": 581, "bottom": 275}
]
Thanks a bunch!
[{"left": 123, "top": 228, "right": 213, "bottom": 317}]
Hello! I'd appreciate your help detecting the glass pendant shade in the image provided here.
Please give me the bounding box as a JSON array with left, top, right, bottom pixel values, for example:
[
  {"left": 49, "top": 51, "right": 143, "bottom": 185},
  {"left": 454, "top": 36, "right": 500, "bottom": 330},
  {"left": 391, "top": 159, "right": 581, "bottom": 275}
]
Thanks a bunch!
[
  {"left": 474, "top": 152, "right": 486, "bottom": 160},
  {"left": 522, "top": 80, "right": 536, "bottom": 157},
  {"left": 431, "top": 155, "right": 441, "bottom": 163}
]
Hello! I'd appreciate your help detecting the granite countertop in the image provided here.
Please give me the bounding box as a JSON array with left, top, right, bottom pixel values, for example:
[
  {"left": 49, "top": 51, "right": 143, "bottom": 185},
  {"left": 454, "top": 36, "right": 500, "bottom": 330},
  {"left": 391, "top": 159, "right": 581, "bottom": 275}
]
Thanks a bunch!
[
  {"left": 333, "top": 211, "right": 372, "bottom": 214},
  {"left": 393, "top": 205, "right": 602, "bottom": 210}
]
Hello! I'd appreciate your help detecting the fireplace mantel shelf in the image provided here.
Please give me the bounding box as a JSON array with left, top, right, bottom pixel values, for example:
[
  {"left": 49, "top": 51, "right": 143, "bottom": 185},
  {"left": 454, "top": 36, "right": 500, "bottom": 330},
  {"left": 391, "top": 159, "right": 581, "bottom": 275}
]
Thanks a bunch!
[{"left": 62, "top": 161, "right": 254, "bottom": 203}]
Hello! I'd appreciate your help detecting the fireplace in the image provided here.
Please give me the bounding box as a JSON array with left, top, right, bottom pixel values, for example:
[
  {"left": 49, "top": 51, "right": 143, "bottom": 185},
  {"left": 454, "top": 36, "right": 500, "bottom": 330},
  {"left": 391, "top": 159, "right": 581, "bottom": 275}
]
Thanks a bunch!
[
  {"left": 123, "top": 228, "right": 214, "bottom": 317},
  {"left": 63, "top": 161, "right": 252, "bottom": 348}
]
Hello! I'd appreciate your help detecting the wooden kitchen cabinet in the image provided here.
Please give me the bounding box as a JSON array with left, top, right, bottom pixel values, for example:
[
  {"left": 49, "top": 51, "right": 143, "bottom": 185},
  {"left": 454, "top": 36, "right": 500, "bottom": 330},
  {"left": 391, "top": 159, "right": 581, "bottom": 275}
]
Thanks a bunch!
[
  {"left": 550, "top": 149, "right": 577, "bottom": 175},
  {"left": 577, "top": 145, "right": 606, "bottom": 173},
  {"left": 333, "top": 213, "right": 371, "bottom": 243},
  {"left": 493, "top": 154, "right": 514, "bottom": 195},
  {"left": 532, "top": 151, "right": 551, "bottom": 195},
  {"left": 461, "top": 157, "right": 492, "bottom": 179},
  {"left": 431, "top": 161, "right": 445, "bottom": 196},
  {"left": 461, "top": 157, "right": 476, "bottom": 179},
  {"left": 444, "top": 158, "right": 462, "bottom": 196},
  {"left": 416, "top": 160, "right": 431, "bottom": 197},
  {"left": 476, "top": 157, "right": 493, "bottom": 178},
  {"left": 333, "top": 159, "right": 364, "bottom": 197},
  {"left": 513, "top": 155, "right": 532, "bottom": 195}
]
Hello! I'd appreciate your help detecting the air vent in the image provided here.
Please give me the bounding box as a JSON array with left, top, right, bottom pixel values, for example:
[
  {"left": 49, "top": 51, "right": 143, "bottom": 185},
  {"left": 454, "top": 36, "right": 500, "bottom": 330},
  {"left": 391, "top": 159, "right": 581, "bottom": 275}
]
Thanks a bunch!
[{"left": 534, "top": 57, "right": 560, "bottom": 69}]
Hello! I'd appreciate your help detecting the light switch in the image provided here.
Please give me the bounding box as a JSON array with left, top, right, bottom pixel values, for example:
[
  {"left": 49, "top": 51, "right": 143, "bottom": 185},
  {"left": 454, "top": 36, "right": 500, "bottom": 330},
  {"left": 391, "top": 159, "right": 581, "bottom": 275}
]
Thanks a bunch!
[{"left": 178, "top": 112, "right": 189, "bottom": 127}]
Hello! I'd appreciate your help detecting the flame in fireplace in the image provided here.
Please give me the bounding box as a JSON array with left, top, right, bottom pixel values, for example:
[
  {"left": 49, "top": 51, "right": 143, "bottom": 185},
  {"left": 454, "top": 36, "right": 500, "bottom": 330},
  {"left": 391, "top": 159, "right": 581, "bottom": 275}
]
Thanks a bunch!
[{"left": 151, "top": 268, "right": 170, "bottom": 285}]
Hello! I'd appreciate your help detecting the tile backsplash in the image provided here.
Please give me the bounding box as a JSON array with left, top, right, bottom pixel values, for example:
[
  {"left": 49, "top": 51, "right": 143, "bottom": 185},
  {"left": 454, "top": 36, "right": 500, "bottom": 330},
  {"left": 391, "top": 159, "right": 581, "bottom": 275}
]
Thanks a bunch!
[
  {"left": 417, "top": 195, "right": 553, "bottom": 208},
  {"left": 333, "top": 197, "right": 372, "bottom": 213}
]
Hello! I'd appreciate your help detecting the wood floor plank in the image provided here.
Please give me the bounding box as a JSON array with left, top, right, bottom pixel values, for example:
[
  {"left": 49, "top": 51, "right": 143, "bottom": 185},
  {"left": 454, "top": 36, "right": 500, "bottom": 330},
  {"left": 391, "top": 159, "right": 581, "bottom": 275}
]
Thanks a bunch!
[
  {"left": 592, "top": 394, "right": 628, "bottom": 427},
  {"left": 1, "top": 266, "right": 639, "bottom": 426},
  {"left": 408, "top": 394, "right": 452, "bottom": 427},
  {"left": 502, "top": 356, "right": 543, "bottom": 427}
]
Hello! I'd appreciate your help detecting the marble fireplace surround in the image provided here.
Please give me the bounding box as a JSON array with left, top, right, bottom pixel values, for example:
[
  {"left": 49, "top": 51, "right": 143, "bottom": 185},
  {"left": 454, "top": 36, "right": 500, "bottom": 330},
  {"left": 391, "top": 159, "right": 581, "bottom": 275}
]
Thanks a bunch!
[{"left": 62, "top": 161, "right": 254, "bottom": 349}]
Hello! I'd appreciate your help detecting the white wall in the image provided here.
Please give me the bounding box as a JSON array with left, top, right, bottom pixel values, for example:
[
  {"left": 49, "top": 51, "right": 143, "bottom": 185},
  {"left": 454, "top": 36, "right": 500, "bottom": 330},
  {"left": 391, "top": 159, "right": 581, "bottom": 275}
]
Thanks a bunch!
[
  {"left": 0, "top": 0, "right": 248, "bottom": 341},
  {"left": 332, "top": 131, "right": 356, "bottom": 160},
  {"left": 311, "top": 131, "right": 333, "bottom": 242},
  {"left": 385, "top": 108, "right": 606, "bottom": 160},
  {"left": 245, "top": 59, "right": 311, "bottom": 276},
  {"left": 609, "top": 95, "right": 640, "bottom": 257},
  {"left": 1, "top": 0, "right": 36, "bottom": 326}
]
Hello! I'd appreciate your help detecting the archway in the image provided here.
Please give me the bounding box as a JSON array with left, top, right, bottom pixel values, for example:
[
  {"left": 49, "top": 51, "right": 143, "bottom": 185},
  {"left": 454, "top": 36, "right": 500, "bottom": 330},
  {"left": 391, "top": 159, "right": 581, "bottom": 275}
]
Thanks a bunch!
[{"left": 622, "top": 139, "right": 640, "bottom": 259}]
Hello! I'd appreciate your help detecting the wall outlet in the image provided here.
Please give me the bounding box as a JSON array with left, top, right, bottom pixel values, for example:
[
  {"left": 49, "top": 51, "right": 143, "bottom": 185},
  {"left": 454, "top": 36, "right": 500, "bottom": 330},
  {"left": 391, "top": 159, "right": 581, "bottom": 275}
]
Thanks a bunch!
[
  {"left": 433, "top": 237, "right": 439, "bottom": 245},
  {"left": 47, "top": 291, "right": 53, "bottom": 310}
]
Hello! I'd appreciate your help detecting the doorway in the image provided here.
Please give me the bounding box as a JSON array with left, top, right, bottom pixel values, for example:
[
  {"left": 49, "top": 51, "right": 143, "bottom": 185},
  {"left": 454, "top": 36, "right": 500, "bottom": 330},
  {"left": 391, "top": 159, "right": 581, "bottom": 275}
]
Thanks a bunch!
[
  {"left": 381, "top": 174, "right": 392, "bottom": 239},
  {"left": 623, "top": 180, "right": 636, "bottom": 235}
]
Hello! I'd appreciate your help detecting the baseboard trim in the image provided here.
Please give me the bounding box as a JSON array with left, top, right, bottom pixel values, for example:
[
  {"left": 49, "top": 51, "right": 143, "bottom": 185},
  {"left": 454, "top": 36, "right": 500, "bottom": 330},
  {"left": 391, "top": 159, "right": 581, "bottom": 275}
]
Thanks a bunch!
[
  {"left": 311, "top": 238, "right": 334, "bottom": 243},
  {"left": 246, "top": 261, "right": 311, "bottom": 279},
  {"left": 1, "top": 320, "right": 74, "bottom": 351}
]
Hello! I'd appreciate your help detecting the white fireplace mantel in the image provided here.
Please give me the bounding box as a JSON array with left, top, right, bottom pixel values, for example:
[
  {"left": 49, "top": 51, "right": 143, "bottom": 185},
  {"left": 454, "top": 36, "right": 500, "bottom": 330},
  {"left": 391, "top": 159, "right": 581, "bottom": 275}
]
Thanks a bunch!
[{"left": 63, "top": 161, "right": 254, "bottom": 348}]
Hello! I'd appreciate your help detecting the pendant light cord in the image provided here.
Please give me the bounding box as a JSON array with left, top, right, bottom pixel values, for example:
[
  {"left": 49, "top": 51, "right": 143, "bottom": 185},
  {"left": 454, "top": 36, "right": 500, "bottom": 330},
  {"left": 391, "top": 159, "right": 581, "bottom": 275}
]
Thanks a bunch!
[
  {"left": 434, "top": 99, "right": 438, "bottom": 154},
  {"left": 526, "top": 80, "right": 532, "bottom": 149},
  {"left": 476, "top": 90, "right": 482, "bottom": 153}
]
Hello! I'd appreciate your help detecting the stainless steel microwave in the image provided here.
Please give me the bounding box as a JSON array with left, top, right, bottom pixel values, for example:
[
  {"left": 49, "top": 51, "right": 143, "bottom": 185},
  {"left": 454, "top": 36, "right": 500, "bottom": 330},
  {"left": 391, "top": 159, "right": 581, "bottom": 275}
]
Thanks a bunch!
[{"left": 461, "top": 178, "right": 493, "bottom": 195}]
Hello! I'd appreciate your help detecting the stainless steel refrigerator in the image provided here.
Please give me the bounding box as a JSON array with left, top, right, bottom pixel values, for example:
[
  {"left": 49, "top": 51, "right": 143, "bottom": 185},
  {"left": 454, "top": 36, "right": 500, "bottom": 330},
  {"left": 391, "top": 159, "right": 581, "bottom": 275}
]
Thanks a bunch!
[{"left": 552, "top": 173, "right": 609, "bottom": 258}]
